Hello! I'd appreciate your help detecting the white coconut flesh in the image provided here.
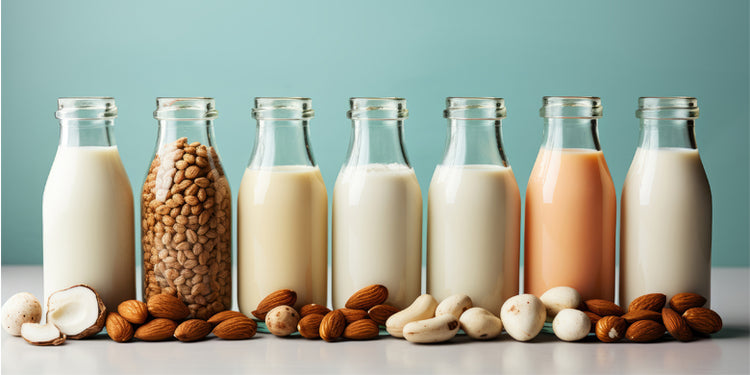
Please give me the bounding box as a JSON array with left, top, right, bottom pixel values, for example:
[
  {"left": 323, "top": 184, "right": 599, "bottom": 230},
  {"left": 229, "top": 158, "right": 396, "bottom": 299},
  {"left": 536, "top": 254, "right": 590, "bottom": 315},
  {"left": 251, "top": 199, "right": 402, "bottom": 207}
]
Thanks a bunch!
[
  {"left": 47, "top": 286, "right": 102, "bottom": 336},
  {"left": 21, "top": 323, "right": 65, "bottom": 345}
]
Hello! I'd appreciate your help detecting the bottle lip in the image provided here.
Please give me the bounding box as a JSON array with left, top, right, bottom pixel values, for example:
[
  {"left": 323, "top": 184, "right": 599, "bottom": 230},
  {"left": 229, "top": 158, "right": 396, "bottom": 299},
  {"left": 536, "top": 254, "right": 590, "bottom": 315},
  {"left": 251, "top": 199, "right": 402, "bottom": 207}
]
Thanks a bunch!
[
  {"left": 55, "top": 97, "right": 118, "bottom": 120},
  {"left": 348, "top": 97, "right": 408, "bottom": 120},
  {"left": 540, "top": 96, "right": 602, "bottom": 119},
  {"left": 636, "top": 97, "right": 699, "bottom": 119},
  {"left": 444, "top": 97, "right": 507, "bottom": 120},
  {"left": 253, "top": 97, "right": 314, "bottom": 120},
  {"left": 154, "top": 97, "right": 218, "bottom": 120}
]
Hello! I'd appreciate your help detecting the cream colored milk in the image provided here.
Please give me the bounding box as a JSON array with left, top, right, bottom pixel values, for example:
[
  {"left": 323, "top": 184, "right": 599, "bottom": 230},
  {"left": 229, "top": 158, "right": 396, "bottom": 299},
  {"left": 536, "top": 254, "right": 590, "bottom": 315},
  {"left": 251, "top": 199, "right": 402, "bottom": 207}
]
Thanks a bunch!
[
  {"left": 620, "top": 148, "right": 712, "bottom": 308},
  {"left": 43, "top": 146, "right": 135, "bottom": 311},
  {"left": 333, "top": 163, "right": 422, "bottom": 309},
  {"left": 237, "top": 165, "right": 327, "bottom": 312},
  {"left": 427, "top": 165, "right": 520, "bottom": 316}
]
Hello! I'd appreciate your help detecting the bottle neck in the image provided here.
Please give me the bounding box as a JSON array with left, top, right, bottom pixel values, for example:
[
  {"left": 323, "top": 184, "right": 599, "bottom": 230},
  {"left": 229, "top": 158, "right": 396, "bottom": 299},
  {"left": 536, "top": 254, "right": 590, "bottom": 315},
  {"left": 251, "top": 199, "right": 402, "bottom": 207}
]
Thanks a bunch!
[
  {"left": 638, "top": 119, "right": 697, "bottom": 149},
  {"left": 249, "top": 119, "right": 315, "bottom": 168},
  {"left": 441, "top": 119, "right": 507, "bottom": 166},
  {"left": 541, "top": 118, "right": 601, "bottom": 150},
  {"left": 344, "top": 119, "right": 410, "bottom": 167},
  {"left": 58, "top": 119, "right": 117, "bottom": 147}
]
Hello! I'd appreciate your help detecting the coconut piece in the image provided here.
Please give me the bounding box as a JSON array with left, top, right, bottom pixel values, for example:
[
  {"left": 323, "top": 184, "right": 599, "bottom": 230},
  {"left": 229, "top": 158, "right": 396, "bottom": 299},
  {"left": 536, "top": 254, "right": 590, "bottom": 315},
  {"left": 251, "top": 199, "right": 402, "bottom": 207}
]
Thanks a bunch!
[
  {"left": 46, "top": 284, "right": 107, "bottom": 339},
  {"left": 21, "top": 322, "right": 66, "bottom": 346},
  {"left": 2, "top": 292, "right": 43, "bottom": 336}
]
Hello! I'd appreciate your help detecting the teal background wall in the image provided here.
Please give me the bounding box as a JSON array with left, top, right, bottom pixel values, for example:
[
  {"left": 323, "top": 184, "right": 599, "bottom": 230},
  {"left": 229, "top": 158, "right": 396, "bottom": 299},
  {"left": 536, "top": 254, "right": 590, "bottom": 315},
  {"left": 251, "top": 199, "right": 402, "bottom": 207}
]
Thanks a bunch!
[{"left": 2, "top": 0, "right": 748, "bottom": 266}]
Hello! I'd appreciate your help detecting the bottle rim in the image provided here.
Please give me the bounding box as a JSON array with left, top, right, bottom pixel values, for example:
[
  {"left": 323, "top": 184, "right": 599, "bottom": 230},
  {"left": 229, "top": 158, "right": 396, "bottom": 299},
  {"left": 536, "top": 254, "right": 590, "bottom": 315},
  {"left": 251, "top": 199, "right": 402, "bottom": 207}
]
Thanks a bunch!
[
  {"left": 154, "top": 97, "right": 218, "bottom": 120},
  {"left": 444, "top": 97, "right": 507, "bottom": 120},
  {"left": 253, "top": 97, "right": 314, "bottom": 120},
  {"left": 636, "top": 97, "right": 699, "bottom": 119},
  {"left": 540, "top": 96, "right": 602, "bottom": 119},
  {"left": 347, "top": 97, "right": 408, "bottom": 120},
  {"left": 55, "top": 97, "right": 118, "bottom": 120}
]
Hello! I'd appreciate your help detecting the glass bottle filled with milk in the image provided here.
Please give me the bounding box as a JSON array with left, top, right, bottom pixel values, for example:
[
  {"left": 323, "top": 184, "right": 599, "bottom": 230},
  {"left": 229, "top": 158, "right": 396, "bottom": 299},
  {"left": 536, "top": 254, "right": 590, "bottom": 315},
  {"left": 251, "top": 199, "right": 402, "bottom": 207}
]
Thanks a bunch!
[
  {"left": 237, "top": 98, "right": 327, "bottom": 313},
  {"left": 333, "top": 97, "right": 422, "bottom": 309},
  {"left": 620, "top": 97, "right": 711, "bottom": 308},
  {"left": 427, "top": 98, "right": 520, "bottom": 316},
  {"left": 141, "top": 98, "right": 232, "bottom": 319},
  {"left": 524, "top": 97, "right": 617, "bottom": 301},
  {"left": 43, "top": 97, "right": 135, "bottom": 311}
]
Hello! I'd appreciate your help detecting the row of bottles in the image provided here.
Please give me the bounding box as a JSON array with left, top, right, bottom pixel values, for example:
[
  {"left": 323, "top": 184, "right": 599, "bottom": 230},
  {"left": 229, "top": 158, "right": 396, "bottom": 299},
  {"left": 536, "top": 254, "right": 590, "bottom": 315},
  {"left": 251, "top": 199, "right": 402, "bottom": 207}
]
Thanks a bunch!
[{"left": 42, "top": 96, "right": 712, "bottom": 316}]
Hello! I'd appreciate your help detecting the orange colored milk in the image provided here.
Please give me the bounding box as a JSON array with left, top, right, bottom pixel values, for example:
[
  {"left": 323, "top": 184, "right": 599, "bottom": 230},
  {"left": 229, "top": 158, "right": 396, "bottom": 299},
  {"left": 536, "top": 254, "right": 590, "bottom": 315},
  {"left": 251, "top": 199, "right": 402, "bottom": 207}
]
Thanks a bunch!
[{"left": 524, "top": 148, "right": 616, "bottom": 301}]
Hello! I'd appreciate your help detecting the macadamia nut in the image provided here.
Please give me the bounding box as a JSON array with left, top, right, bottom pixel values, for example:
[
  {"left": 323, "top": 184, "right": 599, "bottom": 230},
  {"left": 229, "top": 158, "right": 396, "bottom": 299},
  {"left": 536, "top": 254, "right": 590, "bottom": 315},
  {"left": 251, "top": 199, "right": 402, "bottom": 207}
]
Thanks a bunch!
[
  {"left": 2, "top": 292, "right": 42, "bottom": 336},
  {"left": 552, "top": 308, "right": 590, "bottom": 341}
]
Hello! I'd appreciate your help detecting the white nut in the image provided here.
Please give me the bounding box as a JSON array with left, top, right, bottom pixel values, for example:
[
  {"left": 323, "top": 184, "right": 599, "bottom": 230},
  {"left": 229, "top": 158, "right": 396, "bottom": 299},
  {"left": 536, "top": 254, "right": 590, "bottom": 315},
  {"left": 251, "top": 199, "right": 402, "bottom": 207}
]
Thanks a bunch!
[
  {"left": 500, "top": 294, "right": 546, "bottom": 341},
  {"left": 435, "top": 294, "right": 473, "bottom": 319},
  {"left": 552, "top": 309, "right": 590, "bottom": 342},
  {"left": 540, "top": 286, "right": 582, "bottom": 321},
  {"left": 265, "top": 305, "right": 300, "bottom": 337},
  {"left": 459, "top": 307, "right": 503, "bottom": 340},
  {"left": 403, "top": 314, "right": 460, "bottom": 343},
  {"left": 2, "top": 292, "right": 42, "bottom": 336},
  {"left": 386, "top": 294, "right": 438, "bottom": 338}
]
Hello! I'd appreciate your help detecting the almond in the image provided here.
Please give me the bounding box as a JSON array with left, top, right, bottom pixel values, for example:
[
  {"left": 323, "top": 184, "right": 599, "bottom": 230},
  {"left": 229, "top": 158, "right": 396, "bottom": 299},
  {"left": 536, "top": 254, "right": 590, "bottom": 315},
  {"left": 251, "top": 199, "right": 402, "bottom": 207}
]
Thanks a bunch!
[
  {"left": 251, "top": 289, "right": 297, "bottom": 320},
  {"left": 669, "top": 293, "right": 707, "bottom": 314},
  {"left": 584, "top": 311, "right": 601, "bottom": 332},
  {"left": 117, "top": 300, "right": 148, "bottom": 325},
  {"left": 628, "top": 293, "right": 666, "bottom": 312},
  {"left": 345, "top": 285, "right": 388, "bottom": 310},
  {"left": 174, "top": 319, "right": 212, "bottom": 342},
  {"left": 621, "top": 309, "right": 662, "bottom": 324},
  {"left": 343, "top": 319, "right": 380, "bottom": 340},
  {"left": 300, "top": 304, "right": 331, "bottom": 318},
  {"left": 368, "top": 304, "right": 400, "bottom": 325},
  {"left": 626, "top": 320, "right": 665, "bottom": 342},
  {"left": 662, "top": 307, "right": 693, "bottom": 342},
  {"left": 683, "top": 307, "right": 722, "bottom": 334},
  {"left": 207, "top": 310, "right": 247, "bottom": 326},
  {"left": 340, "top": 308, "right": 369, "bottom": 323},
  {"left": 297, "top": 314, "right": 324, "bottom": 339},
  {"left": 584, "top": 299, "right": 624, "bottom": 317},
  {"left": 319, "top": 310, "right": 346, "bottom": 342},
  {"left": 147, "top": 294, "right": 190, "bottom": 320},
  {"left": 134, "top": 318, "right": 177, "bottom": 341},
  {"left": 595, "top": 316, "right": 626, "bottom": 342},
  {"left": 106, "top": 312, "right": 134, "bottom": 343},
  {"left": 213, "top": 316, "right": 258, "bottom": 340}
]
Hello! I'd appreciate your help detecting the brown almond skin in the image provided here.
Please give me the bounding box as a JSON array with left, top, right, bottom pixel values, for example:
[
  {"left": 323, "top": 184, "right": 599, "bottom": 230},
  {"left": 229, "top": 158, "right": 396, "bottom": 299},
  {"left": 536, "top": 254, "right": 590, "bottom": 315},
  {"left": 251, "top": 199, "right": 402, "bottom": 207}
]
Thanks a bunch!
[
  {"left": 621, "top": 309, "right": 663, "bottom": 324},
  {"left": 343, "top": 319, "right": 380, "bottom": 340},
  {"left": 134, "top": 318, "right": 177, "bottom": 341},
  {"left": 584, "top": 311, "right": 602, "bottom": 333},
  {"left": 368, "top": 304, "right": 400, "bottom": 326},
  {"left": 252, "top": 289, "right": 297, "bottom": 320},
  {"left": 626, "top": 320, "right": 665, "bottom": 342},
  {"left": 662, "top": 308, "right": 694, "bottom": 342},
  {"left": 683, "top": 307, "right": 722, "bottom": 334},
  {"left": 300, "top": 304, "right": 331, "bottom": 318},
  {"left": 174, "top": 319, "right": 212, "bottom": 342},
  {"left": 207, "top": 311, "right": 247, "bottom": 326},
  {"left": 595, "top": 316, "right": 627, "bottom": 342},
  {"left": 345, "top": 285, "right": 388, "bottom": 310},
  {"left": 584, "top": 300, "right": 624, "bottom": 317},
  {"left": 669, "top": 293, "right": 707, "bottom": 314},
  {"left": 297, "top": 314, "right": 324, "bottom": 339},
  {"left": 106, "top": 312, "right": 134, "bottom": 343},
  {"left": 147, "top": 294, "right": 190, "bottom": 320},
  {"left": 118, "top": 300, "right": 149, "bottom": 325},
  {"left": 628, "top": 293, "right": 666, "bottom": 312},
  {"left": 213, "top": 316, "right": 257, "bottom": 340},
  {"left": 320, "top": 310, "right": 346, "bottom": 342},
  {"left": 340, "top": 308, "right": 369, "bottom": 323}
]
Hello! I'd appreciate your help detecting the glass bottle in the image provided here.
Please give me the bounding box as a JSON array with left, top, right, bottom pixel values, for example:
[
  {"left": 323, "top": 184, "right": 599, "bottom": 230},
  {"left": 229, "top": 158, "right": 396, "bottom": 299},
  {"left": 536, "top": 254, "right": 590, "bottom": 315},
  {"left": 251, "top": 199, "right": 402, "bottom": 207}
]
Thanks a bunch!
[
  {"left": 427, "top": 97, "right": 520, "bottom": 316},
  {"left": 237, "top": 97, "right": 327, "bottom": 313},
  {"left": 43, "top": 97, "right": 135, "bottom": 311},
  {"left": 141, "top": 97, "right": 231, "bottom": 319},
  {"left": 333, "top": 97, "right": 422, "bottom": 309},
  {"left": 620, "top": 97, "right": 711, "bottom": 308},
  {"left": 524, "top": 96, "right": 616, "bottom": 301}
]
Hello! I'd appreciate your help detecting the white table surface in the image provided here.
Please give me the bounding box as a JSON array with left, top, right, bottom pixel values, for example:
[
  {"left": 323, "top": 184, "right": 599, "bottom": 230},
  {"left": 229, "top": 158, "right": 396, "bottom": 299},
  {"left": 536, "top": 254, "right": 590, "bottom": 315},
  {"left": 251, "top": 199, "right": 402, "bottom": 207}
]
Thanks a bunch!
[{"left": 2, "top": 266, "right": 748, "bottom": 375}]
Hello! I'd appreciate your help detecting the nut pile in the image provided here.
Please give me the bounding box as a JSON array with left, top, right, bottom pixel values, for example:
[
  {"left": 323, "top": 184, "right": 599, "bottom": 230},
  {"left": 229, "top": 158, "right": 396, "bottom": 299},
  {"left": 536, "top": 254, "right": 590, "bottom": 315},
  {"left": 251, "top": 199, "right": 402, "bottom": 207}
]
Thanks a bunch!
[
  {"left": 107, "top": 294, "right": 257, "bottom": 342},
  {"left": 254, "top": 285, "right": 400, "bottom": 341},
  {"left": 141, "top": 137, "right": 232, "bottom": 320}
]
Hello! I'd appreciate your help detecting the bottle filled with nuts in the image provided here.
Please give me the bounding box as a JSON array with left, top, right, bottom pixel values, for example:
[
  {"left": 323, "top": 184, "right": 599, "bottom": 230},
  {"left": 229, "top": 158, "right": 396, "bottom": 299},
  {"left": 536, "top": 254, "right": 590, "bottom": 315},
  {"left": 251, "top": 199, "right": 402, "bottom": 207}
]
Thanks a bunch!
[{"left": 141, "top": 97, "right": 232, "bottom": 320}]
